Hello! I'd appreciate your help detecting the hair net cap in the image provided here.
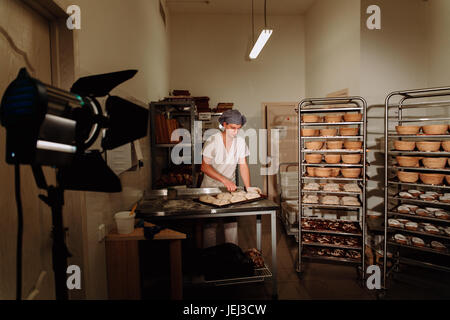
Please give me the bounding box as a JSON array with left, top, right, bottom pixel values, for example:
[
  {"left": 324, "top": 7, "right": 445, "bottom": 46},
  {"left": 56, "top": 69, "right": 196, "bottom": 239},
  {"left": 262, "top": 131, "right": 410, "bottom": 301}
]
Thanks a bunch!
[{"left": 218, "top": 109, "right": 247, "bottom": 126}]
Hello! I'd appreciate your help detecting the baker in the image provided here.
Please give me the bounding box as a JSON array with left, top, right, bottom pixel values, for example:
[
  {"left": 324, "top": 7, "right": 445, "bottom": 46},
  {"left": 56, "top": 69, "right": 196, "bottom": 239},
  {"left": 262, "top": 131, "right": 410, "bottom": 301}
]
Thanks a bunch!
[{"left": 200, "top": 109, "right": 259, "bottom": 248}]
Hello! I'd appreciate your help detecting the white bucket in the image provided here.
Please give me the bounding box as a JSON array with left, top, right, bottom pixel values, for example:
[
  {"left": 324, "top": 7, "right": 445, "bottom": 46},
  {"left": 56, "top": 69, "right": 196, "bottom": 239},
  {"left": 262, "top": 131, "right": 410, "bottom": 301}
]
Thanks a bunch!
[{"left": 114, "top": 211, "right": 136, "bottom": 234}]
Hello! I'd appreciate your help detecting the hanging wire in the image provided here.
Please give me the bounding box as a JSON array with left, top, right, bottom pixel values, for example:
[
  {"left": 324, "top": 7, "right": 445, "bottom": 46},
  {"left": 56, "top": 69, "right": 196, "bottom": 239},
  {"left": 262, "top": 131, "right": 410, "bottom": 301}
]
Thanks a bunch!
[
  {"left": 252, "top": 0, "right": 255, "bottom": 44},
  {"left": 264, "top": 0, "right": 267, "bottom": 28}
]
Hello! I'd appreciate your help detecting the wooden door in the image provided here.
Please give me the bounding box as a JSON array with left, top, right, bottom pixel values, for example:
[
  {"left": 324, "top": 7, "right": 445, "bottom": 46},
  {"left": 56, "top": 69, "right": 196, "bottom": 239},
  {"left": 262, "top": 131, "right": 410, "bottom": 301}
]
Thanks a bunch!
[
  {"left": 0, "top": 0, "right": 79, "bottom": 300},
  {"left": 262, "top": 103, "right": 299, "bottom": 202}
]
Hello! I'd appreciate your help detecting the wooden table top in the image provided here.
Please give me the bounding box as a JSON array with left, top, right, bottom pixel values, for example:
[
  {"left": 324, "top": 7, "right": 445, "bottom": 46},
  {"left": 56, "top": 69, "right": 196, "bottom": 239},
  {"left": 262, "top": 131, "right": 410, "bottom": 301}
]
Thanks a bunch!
[{"left": 106, "top": 222, "right": 186, "bottom": 241}]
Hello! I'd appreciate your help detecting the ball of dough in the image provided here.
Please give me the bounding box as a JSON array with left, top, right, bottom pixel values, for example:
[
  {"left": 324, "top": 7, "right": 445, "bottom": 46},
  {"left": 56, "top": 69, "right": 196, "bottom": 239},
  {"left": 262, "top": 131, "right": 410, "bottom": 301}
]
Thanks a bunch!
[
  {"left": 199, "top": 195, "right": 216, "bottom": 203},
  {"left": 213, "top": 199, "right": 230, "bottom": 206},
  {"left": 217, "top": 192, "right": 232, "bottom": 200},
  {"left": 245, "top": 192, "right": 260, "bottom": 200},
  {"left": 230, "top": 195, "right": 246, "bottom": 203}
]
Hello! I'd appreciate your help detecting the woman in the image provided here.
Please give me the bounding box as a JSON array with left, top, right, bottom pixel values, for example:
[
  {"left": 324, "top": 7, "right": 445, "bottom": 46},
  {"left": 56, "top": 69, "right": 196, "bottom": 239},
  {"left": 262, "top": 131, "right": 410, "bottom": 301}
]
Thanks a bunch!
[{"left": 200, "top": 109, "right": 258, "bottom": 248}]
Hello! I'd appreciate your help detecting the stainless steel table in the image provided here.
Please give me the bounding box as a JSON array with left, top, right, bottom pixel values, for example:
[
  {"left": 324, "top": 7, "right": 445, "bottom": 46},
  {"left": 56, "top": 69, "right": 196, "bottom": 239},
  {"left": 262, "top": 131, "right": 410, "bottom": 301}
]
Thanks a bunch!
[{"left": 135, "top": 189, "right": 279, "bottom": 299}]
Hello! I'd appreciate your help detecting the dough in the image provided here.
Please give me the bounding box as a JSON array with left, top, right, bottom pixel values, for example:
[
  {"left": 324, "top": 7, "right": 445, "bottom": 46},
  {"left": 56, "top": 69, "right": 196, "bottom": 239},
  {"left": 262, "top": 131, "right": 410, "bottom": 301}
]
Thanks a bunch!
[
  {"left": 245, "top": 192, "right": 260, "bottom": 200},
  {"left": 217, "top": 192, "right": 232, "bottom": 200},
  {"left": 343, "top": 184, "right": 361, "bottom": 193},
  {"left": 246, "top": 187, "right": 261, "bottom": 194},
  {"left": 342, "top": 196, "right": 360, "bottom": 206},
  {"left": 230, "top": 195, "right": 246, "bottom": 203},
  {"left": 321, "top": 196, "right": 339, "bottom": 205},
  {"left": 323, "top": 183, "right": 340, "bottom": 192},
  {"left": 199, "top": 195, "right": 216, "bottom": 204},
  {"left": 303, "top": 195, "right": 319, "bottom": 204},
  {"left": 304, "top": 183, "right": 320, "bottom": 191},
  {"left": 213, "top": 199, "right": 230, "bottom": 206},
  {"left": 231, "top": 191, "right": 247, "bottom": 197}
]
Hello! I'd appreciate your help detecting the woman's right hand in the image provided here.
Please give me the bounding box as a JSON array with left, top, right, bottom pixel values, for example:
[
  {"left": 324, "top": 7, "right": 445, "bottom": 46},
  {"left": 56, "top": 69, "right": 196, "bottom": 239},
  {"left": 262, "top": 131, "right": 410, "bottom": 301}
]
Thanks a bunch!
[{"left": 222, "top": 179, "right": 237, "bottom": 192}]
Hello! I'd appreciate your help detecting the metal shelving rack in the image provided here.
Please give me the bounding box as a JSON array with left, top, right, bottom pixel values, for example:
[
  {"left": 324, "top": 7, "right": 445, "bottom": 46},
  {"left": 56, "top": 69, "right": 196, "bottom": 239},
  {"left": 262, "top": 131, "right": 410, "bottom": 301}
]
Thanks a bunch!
[
  {"left": 149, "top": 100, "right": 198, "bottom": 188},
  {"left": 383, "top": 87, "right": 450, "bottom": 290},
  {"left": 296, "top": 97, "right": 368, "bottom": 279}
]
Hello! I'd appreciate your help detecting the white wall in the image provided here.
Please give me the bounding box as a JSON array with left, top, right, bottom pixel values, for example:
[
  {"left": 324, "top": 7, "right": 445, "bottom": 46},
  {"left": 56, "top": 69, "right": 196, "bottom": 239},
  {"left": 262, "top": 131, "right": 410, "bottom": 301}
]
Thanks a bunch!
[
  {"left": 70, "top": 0, "right": 170, "bottom": 299},
  {"left": 169, "top": 13, "right": 306, "bottom": 187},
  {"left": 305, "top": 0, "right": 361, "bottom": 97},
  {"left": 360, "top": 0, "right": 428, "bottom": 214},
  {"left": 426, "top": 0, "right": 450, "bottom": 87}
]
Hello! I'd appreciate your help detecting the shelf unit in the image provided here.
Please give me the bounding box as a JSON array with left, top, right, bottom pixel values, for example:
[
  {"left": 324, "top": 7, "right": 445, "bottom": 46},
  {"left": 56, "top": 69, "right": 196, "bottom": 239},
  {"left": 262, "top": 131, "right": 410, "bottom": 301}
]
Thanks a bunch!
[
  {"left": 296, "top": 97, "right": 368, "bottom": 277},
  {"left": 149, "top": 100, "right": 225, "bottom": 189},
  {"left": 150, "top": 100, "right": 198, "bottom": 188},
  {"left": 383, "top": 87, "right": 450, "bottom": 290}
]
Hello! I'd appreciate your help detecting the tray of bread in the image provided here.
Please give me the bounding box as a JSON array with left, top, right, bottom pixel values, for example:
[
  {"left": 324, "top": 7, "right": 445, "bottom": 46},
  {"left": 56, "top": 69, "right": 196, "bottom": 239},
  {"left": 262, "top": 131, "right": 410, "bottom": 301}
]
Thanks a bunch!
[
  {"left": 195, "top": 190, "right": 266, "bottom": 208},
  {"left": 302, "top": 194, "right": 361, "bottom": 207},
  {"left": 301, "top": 218, "right": 361, "bottom": 236},
  {"left": 391, "top": 204, "right": 450, "bottom": 222},
  {"left": 388, "top": 218, "right": 450, "bottom": 239},
  {"left": 390, "top": 233, "right": 450, "bottom": 256},
  {"left": 302, "top": 182, "right": 362, "bottom": 194},
  {"left": 302, "top": 247, "right": 362, "bottom": 262},
  {"left": 302, "top": 233, "right": 361, "bottom": 249}
]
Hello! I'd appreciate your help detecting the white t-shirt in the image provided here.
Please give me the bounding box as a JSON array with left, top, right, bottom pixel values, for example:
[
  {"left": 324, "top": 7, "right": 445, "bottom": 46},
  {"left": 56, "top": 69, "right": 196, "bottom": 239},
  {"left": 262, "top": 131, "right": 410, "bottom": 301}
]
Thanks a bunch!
[{"left": 201, "top": 132, "right": 250, "bottom": 188}]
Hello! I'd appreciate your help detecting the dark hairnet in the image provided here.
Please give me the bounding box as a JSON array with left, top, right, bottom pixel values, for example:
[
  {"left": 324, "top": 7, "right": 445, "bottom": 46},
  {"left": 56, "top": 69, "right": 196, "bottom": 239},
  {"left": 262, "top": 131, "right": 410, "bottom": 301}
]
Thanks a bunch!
[{"left": 218, "top": 109, "right": 247, "bottom": 126}]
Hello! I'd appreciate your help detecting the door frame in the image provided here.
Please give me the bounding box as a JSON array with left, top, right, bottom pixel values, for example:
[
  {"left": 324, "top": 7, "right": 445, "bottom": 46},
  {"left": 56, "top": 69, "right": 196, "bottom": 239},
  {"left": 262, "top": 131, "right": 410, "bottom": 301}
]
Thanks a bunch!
[
  {"left": 261, "top": 102, "right": 299, "bottom": 200},
  {"left": 18, "top": 0, "right": 86, "bottom": 300}
]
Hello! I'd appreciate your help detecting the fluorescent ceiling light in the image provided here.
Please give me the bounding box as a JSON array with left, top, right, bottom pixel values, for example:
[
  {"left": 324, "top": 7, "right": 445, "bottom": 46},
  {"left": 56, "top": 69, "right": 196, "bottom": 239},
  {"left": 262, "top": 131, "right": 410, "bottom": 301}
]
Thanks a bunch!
[{"left": 249, "top": 29, "right": 273, "bottom": 60}]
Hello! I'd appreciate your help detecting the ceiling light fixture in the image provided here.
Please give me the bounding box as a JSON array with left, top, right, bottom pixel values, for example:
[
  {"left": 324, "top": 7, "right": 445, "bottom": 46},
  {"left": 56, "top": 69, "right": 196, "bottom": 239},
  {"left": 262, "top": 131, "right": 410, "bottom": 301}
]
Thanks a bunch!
[{"left": 249, "top": 0, "right": 272, "bottom": 60}]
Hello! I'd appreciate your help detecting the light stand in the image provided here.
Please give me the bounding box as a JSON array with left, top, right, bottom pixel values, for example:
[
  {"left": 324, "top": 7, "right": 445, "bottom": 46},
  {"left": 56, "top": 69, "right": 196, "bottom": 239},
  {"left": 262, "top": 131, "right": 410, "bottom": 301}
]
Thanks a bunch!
[{"left": 1, "top": 68, "right": 149, "bottom": 300}]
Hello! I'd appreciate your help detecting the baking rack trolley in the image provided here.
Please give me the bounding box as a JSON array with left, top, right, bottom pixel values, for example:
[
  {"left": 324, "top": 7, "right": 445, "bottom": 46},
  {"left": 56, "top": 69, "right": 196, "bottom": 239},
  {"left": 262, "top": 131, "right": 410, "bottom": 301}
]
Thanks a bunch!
[
  {"left": 383, "top": 87, "right": 450, "bottom": 295},
  {"left": 296, "top": 97, "right": 368, "bottom": 284}
]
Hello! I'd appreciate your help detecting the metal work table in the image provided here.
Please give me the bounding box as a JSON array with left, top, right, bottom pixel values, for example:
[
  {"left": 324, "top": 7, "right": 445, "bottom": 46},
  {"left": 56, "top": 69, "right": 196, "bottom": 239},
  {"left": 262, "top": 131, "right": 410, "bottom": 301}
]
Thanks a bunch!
[{"left": 135, "top": 188, "right": 279, "bottom": 299}]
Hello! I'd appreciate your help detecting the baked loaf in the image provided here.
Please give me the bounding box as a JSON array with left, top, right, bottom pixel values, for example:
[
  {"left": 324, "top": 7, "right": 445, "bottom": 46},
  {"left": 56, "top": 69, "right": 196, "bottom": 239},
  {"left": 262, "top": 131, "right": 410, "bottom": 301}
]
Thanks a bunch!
[
  {"left": 213, "top": 199, "right": 230, "bottom": 206},
  {"left": 303, "top": 195, "right": 319, "bottom": 204},
  {"left": 388, "top": 219, "right": 402, "bottom": 228},
  {"left": 412, "top": 237, "right": 425, "bottom": 247},
  {"left": 394, "top": 234, "right": 407, "bottom": 244},
  {"left": 232, "top": 191, "right": 247, "bottom": 197},
  {"left": 245, "top": 248, "right": 265, "bottom": 268},
  {"left": 342, "top": 196, "right": 360, "bottom": 206},
  {"left": 230, "top": 195, "right": 247, "bottom": 203},
  {"left": 200, "top": 195, "right": 216, "bottom": 204},
  {"left": 217, "top": 192, "right": 232, "bottom": 200},
  {"left": 304, "top": 183, "right": 320, "bottom": 191},
  {"left": 431, "top": 241, "right": 446, "bottom": 252},
  {"left": 321, "top": 196, "right": 339, "bottom": 205},
  {"left": 343, "top": 184, "right": 361, "bottom": 193},
  {"left": 245, "top": 192, "right": 260, "bottom": 200},
  {"left": 323, "top": 183, "right": 340, "bottom": 192}
]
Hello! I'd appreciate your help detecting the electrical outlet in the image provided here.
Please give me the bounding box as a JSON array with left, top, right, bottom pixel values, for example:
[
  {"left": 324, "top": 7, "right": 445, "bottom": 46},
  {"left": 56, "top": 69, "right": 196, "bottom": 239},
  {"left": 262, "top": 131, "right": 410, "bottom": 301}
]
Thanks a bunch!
[{"left": 98, "top": 224, "right": 105, "bottom": 242}]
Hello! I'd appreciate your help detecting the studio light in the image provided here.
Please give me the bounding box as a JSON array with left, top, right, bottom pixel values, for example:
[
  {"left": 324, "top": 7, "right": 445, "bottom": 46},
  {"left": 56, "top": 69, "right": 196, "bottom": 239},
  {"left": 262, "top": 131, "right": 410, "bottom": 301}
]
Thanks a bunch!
[{"left": 0, "top": 67, "right": 149, "bottom": 300}]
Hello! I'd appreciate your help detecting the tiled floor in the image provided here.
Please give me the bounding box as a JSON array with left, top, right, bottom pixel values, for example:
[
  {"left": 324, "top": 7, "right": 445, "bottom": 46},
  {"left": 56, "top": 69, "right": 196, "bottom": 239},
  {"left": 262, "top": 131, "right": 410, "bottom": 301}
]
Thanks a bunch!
[{"left": 142, "top": 215, "right": 450, "bottom": 300}]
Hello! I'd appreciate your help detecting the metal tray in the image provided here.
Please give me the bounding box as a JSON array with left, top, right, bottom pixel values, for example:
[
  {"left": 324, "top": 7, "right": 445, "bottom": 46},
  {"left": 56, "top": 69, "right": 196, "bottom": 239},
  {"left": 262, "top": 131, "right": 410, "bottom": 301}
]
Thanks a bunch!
[
  {"left": 302, "top": 241, "right": 362, "bottom": 251},
  {"left": 193, "top": 194, "right": 268, "bottom": 208},
  {"left": 301, "top": 254, "right": 362, "bottom": 264},
  {"left": 301, "top": 136, "right": 363, "bottom": 140},
  {"left": 300, "top": 121, "right": 363, "bottom": 127},
  {"left": 388, "top": 211, "right": 450, "bottom": 224},
  {"left": 388, "top": 179, "right": 450, "bottom": 190},
  {"left": 389, "top": 196, "right": 450, "bottom": 207},
  {"left": 388, "top": 241, "right": 450, "bottom": 256},
  {"left": 387, "top": 226, "right": 450, "bottom": 241}
]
